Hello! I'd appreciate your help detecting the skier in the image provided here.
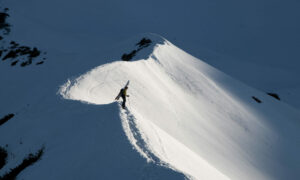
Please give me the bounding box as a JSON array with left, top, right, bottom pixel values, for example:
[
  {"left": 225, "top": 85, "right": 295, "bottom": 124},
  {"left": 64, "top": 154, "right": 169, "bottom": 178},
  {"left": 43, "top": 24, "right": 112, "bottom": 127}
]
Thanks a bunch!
[{"left": 115, "top": 86, "right": 129, "bottom": 109}]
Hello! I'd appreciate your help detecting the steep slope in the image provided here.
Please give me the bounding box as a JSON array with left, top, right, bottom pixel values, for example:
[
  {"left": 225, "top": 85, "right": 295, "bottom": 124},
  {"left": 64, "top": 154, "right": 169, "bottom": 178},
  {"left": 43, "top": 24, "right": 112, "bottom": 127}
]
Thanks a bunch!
[{"left": 61, "top": 35, "right": 300, "bottom": 180}]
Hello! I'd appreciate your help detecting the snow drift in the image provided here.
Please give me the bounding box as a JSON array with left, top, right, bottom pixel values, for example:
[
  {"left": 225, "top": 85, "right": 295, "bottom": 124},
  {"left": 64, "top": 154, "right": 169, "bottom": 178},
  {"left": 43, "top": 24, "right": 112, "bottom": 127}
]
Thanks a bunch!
[{"left": 60, "top": 34, "right": 300, "bottom": 180}]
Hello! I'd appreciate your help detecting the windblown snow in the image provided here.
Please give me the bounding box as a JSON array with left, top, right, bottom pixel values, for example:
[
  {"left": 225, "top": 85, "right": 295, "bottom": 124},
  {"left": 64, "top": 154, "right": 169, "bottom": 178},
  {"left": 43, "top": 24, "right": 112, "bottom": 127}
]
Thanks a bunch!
[{"left": 60, "top": 35, "right": 300, "bottom": 180}]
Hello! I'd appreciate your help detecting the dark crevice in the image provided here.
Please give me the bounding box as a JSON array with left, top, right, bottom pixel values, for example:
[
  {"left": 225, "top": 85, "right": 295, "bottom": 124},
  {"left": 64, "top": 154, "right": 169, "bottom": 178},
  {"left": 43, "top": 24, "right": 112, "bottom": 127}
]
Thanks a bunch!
[
  {"left": 2, "top": 45, "right": 43, "bottom": 67},
  {"left": 136, "top": 38, "right": 152, "bottom": 48},
  {"left": 36, "top": 61, "right": 44, "bottom": 65},
  {"left": 122, "top": 50, "right": 137, "bottom": 61},
  {"left": 0, "top": 8, "right": 11, "bottom": 35},
  {"left": 252, "top": 96, "right": 262, "bottom": 103},
  {"left": 121, "top": 38, "right": 152, "bottom": 61},
  {"left": 0, "top": 8, "right": 46, "bottom": 67},
  {"left": 0, "top": 146, "right": 8, "bottom": 170},
  {"left": 0, "top": 113, "right": 14, "bottom": 126},
  {"left": 11, "top": 60, "right": 18, "bottom": 66},
  {"left": 267, "top": 92, "right": 280, "bottom": 101},
  {"left": 0, "top": 147, "right": 44, "bottom": 180}
]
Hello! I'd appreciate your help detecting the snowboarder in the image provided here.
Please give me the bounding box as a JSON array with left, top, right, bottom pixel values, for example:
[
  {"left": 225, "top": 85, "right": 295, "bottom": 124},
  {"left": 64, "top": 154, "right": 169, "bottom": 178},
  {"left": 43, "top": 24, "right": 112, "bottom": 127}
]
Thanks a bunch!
[{"left": 115, "top": 86, "right": 129, "bottom": 109}]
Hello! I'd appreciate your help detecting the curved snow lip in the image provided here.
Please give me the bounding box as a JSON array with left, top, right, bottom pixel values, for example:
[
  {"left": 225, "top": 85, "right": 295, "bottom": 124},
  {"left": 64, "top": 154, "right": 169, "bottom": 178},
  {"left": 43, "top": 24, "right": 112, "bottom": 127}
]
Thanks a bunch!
[
  {"left": 58, "top": 37, "right": 231, "bottom": 180},
  {"left": 59, "top": 33, "right": 167, "bottom": 105},
  {"left": 58, "top": 34, "right": 192, "bottom": 178},
  {"left": 58, "top": 35, "right": 213, "bottom": 179},
  {"left": 58, "top": 33, "right": 300, "bottom": 180}
]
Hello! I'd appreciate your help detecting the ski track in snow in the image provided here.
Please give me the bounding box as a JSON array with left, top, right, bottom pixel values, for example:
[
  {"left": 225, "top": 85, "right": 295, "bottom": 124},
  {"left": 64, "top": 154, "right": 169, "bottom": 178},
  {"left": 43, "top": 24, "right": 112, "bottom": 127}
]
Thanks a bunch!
[{"left": 120, "top": 105, "right": 158, "bottom": 163}]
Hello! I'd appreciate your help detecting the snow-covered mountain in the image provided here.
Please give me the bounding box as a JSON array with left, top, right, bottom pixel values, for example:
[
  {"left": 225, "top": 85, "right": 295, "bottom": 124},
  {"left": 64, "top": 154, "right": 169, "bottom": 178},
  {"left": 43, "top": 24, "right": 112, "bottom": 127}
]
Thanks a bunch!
[
  {"left": 1, "top": 0, "right": 300, "bottom": 180},
  {"left": 59, "top": 34, "right": 300, "bottom": 180}
]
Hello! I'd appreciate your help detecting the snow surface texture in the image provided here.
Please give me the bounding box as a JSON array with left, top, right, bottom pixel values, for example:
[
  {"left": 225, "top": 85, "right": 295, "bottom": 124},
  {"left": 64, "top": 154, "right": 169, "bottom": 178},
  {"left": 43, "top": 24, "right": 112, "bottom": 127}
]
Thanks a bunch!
[{"left": 60, "top": 34, "right": 300, "bottom": 180}]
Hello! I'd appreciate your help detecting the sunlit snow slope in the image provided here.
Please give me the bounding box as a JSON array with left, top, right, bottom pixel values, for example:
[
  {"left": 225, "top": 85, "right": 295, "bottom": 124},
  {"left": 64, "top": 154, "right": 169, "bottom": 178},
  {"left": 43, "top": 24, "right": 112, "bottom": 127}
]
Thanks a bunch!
[{"left": 60, "top": 35, "right": 300, "bottom": 180}]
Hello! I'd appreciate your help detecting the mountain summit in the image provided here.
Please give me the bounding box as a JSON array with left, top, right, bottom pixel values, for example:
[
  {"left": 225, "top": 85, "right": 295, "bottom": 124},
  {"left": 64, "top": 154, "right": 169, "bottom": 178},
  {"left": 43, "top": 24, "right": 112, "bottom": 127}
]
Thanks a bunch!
[{"left": 60, "top": 34, "right": 300, "bottom": 180}]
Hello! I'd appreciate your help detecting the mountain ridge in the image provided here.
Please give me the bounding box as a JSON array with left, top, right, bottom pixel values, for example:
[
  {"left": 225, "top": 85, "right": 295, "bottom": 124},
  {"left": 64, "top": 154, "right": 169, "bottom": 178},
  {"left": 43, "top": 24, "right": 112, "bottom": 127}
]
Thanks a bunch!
[{"left": 60, "top": 35, "right": 300, "bottom": 179}]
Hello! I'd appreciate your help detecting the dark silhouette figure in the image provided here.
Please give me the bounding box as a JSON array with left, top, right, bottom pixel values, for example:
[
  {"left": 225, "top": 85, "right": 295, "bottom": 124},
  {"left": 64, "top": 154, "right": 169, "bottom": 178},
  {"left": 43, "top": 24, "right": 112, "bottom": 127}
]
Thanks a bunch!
[{"left": 115, "top": 86, "right": 129, "bottom": 109}]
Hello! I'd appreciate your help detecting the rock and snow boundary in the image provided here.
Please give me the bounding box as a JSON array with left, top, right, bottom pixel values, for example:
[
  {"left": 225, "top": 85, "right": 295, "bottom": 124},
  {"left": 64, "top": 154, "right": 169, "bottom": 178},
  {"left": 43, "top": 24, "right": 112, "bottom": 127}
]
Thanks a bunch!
[{"left": 60, "top": 34, "right": 300, "bottom": 180}]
